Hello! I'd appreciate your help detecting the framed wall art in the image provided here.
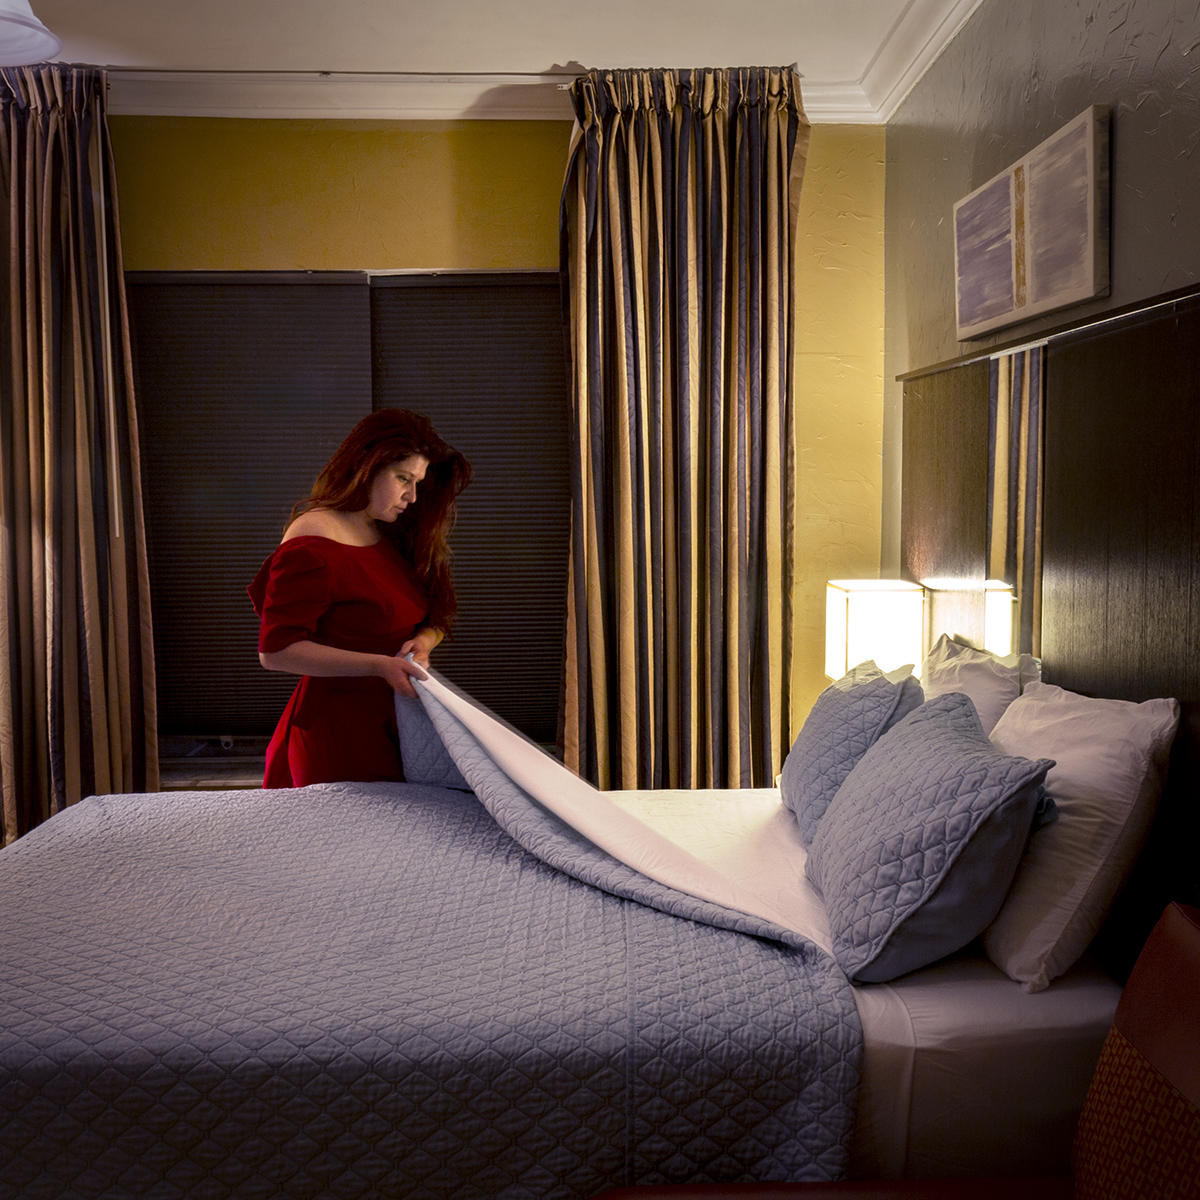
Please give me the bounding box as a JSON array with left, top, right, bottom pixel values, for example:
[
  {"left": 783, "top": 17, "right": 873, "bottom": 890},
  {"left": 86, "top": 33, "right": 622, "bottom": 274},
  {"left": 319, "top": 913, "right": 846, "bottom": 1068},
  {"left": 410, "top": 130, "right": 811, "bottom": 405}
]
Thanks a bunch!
[{"left": 954, "top": 106, "right": 1110, "bottom": 340}]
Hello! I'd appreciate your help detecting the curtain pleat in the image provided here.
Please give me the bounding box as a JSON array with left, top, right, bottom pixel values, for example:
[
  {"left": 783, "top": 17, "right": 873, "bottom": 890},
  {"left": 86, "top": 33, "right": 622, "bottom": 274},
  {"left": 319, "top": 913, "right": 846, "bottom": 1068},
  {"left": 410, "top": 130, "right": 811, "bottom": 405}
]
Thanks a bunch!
[
  {"left": 561, "top": 68, "right": 808, "bottom": 789},
  {"left": 0, "top": 64, "right": 158, "bottom": 844},
  {"left": 987, "top": 345, "right": 1045, "bottom": 656}
]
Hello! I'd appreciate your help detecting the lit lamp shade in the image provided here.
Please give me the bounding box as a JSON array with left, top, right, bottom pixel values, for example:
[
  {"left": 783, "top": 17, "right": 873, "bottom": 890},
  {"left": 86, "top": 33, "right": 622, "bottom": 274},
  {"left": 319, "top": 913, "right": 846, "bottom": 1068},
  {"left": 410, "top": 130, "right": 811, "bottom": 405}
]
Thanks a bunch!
[
  {"left": 984, "top": 579, "right": 1016, "bottom": 657},
  {"left": 0, "top": 0, "right": 61, "bottom": 67},
  {"left": 825, "top": 579, "right": 925, "bottom": 680}
]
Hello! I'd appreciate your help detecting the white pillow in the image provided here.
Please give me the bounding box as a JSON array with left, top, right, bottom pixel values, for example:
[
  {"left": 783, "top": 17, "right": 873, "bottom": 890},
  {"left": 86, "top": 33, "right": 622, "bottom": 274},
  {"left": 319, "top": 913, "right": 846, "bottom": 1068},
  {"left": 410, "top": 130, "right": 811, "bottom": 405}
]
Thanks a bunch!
[
  {"left": 921, "top": 633, "right": 1040, "bottom": 734},
  {"left": 983, "top": 682, "right": 1180, "bottom": 992}
]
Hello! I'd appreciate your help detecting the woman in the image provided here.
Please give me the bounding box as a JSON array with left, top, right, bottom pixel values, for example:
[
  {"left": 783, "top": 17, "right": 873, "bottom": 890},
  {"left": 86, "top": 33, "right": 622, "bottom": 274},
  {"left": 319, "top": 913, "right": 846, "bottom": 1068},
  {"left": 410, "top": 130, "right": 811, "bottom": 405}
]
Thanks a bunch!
[{"left": 248, "top": 409, "right": 471, "bottom": 788}]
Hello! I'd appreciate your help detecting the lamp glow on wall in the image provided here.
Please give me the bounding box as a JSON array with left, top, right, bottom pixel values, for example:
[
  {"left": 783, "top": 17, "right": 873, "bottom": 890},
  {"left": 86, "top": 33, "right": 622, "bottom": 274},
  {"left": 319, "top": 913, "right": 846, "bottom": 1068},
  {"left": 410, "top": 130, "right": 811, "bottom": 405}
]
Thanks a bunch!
[
  {"left": 0, "top": 0, "right": 60, "bottom": 67},
  {"left": 825, "top": 580, "right": 925, "bottom": 680}
]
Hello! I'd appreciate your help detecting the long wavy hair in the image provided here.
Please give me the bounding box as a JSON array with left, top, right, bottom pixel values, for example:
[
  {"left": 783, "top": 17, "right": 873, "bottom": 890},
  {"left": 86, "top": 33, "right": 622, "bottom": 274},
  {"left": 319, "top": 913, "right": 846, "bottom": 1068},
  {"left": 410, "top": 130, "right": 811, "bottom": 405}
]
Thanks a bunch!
[{"left": 290, "top": 409, "right": 472, "bottom": 632}]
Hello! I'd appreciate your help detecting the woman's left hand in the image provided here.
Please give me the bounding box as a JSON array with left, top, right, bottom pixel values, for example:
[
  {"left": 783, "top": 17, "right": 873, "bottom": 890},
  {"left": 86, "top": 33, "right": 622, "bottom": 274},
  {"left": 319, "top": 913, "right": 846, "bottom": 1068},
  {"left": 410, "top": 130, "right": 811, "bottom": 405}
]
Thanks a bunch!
[{"left": 400, "top": 627, "right": 442, "bottom": 668}]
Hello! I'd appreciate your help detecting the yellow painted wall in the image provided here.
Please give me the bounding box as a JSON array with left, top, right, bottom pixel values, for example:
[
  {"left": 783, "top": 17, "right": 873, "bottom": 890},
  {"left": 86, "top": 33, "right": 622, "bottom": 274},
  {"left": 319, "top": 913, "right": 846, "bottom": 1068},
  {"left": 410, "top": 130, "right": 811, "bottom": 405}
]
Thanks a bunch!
[
  {"left": 108, "top": 117, "right": 572, "bottom": 270},
  {"left": 792, "top": 125, "right": 887, "bottom": 727},
  {"left": 108, "top": 115, "right": 885, "bottom": 732}
]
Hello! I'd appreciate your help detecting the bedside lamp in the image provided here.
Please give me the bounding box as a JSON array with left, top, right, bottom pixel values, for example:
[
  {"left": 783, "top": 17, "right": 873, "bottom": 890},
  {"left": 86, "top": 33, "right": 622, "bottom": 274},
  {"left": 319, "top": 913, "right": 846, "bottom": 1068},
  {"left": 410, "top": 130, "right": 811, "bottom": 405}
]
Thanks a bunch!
[
  {"left": 984, "top": 579, "right": 1016, "bottom": 656},
  {"left": 825, "top": 579, "right": 925, "bottom": 680}
]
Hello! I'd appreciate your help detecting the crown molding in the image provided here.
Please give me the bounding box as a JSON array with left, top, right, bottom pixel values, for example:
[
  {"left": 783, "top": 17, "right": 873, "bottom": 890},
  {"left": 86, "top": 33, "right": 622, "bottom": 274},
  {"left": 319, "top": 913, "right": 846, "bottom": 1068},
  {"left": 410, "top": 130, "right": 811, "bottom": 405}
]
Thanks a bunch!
[
  {"left": 862, "top": 0, "right": 985, "bottom": 121},
  {"left": 104, "top": 70, "right": 887, "bottom": 124},
  {"left": 105, "top": 71, "right": 579, "bottom": 121},
  {"left": 103, "top": 0, "right": 984, "bottom": 131},
  {"left": 798, "top": 82, "right": 882, "bottom": 125}
]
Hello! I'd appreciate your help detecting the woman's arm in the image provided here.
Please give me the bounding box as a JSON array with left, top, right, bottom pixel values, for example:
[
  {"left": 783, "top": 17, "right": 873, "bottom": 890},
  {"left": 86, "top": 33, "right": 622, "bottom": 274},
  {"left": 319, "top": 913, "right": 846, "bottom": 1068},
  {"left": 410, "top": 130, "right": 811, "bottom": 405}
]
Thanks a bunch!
[
  {"left": 259, "top": 641, "right": 427, "bottom": 699},
  {"left": 399, "top": 626, "right": 444, "bottom": 668}
]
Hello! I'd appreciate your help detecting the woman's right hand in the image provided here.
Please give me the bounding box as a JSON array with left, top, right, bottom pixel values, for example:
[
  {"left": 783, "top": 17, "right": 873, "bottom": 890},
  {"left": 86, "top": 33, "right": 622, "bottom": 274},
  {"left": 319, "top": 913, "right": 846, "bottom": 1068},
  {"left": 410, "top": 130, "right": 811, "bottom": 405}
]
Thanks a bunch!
[
  {"left": 399, "top": 626, "right": 442, "bottom": 668},
  {"left": 380, "top": 652, "right": 428, "bottom": 700}
]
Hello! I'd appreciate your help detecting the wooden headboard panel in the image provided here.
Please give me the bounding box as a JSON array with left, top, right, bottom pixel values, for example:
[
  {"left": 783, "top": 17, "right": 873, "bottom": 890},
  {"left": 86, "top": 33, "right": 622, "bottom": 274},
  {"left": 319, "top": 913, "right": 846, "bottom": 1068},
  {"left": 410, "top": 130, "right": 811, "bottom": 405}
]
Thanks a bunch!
[
  {"left": 900, "top": 360, "right": 991, "bottom": 648},
  {"left": 901, "top": 293, "right": 1200, "bottom": 978}
]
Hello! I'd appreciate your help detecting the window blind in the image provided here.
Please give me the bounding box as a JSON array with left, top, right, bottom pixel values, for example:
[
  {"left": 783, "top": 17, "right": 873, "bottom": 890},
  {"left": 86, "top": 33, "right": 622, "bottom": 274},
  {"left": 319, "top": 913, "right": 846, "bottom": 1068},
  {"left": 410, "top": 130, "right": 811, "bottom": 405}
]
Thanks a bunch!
[
  {"left": 128, "top": 270, "right": 570, "bottom": 748},
  {"left": 370, "top": 274, "right": 570, "bottom": 746},
  {"left": 127, "top": 272, "right": 373, "bottom": 736}
]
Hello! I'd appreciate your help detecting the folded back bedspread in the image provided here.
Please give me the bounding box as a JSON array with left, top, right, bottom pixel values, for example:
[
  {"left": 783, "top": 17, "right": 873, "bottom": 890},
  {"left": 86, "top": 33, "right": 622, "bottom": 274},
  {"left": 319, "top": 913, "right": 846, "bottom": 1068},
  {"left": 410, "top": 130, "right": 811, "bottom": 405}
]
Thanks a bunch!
[{"left": 0, "top": 687, "right": 861, "bottom": 1199}]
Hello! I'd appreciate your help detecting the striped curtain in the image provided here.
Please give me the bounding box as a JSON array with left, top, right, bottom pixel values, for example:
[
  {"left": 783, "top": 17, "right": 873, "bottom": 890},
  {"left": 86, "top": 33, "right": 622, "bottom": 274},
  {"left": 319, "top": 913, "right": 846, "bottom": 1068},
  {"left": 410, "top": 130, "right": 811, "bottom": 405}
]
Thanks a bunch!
[
  {"left": 987, "top": 345, "right": 1045, "bottom": 656},
  {"left": 0, "top": 65, "right": 158, "bottom": 843},
  {"left": 560, "top": 68, "right": 809, "bottom": 790}
]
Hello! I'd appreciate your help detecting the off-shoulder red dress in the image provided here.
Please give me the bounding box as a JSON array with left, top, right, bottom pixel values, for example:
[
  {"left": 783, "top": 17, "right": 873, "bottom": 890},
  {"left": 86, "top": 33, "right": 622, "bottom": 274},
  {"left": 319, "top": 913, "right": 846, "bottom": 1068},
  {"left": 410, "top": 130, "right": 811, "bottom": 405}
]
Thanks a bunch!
[{"left": 247, "top": 536, "right": 429, "bottom": 788}]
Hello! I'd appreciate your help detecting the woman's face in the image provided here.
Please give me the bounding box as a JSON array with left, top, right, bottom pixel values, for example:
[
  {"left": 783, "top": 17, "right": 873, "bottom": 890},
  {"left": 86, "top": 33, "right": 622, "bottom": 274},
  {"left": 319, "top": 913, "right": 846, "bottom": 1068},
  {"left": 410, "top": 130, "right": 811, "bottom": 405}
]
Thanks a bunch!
[{"left": 365, "top": 454, "right": 429, "bottom": 523}]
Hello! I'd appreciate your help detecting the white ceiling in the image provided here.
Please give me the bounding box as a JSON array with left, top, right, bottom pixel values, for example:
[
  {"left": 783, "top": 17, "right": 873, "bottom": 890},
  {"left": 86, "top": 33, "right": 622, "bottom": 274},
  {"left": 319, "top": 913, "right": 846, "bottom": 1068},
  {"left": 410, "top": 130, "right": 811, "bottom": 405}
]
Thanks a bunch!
[{"left": 37, "top": 0, "right": 981, "bottom": 123}]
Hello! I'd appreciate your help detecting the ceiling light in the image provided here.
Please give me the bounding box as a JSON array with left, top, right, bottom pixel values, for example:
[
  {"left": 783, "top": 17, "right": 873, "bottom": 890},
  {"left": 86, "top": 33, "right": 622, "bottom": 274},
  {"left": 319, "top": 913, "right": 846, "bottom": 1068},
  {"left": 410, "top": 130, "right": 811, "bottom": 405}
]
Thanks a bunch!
[{"left": 0, "top": 0, "right": 61, "bottom": 67}]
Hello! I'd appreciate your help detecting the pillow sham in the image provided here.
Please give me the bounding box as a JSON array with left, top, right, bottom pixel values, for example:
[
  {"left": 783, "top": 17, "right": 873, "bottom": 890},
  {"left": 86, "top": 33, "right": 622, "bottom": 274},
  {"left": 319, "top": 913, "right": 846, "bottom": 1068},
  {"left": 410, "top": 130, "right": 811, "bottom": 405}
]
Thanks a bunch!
[
  {"left": 921, "top": 633, "right": 1040, "bottom": 734},
  {"left": 806, "top": 691, "right": 1053, "bottom": 983},
  {"left": 984, "top": 682, "right": 1180, "bottom": 992},
  {"left": 780, "top": 661, "right": 923, "bottom": 846}
]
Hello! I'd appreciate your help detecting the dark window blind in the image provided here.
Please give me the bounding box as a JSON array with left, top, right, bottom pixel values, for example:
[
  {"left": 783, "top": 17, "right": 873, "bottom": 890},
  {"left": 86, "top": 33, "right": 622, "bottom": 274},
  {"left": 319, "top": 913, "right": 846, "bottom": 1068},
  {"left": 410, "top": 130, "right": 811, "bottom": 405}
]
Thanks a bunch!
[
  {"left": 127, "top": 272, "right": 372, "bottom": 735},
  {"left": 128, "top": 270, "right": 570, "bottom": 748},
  {"left": 370, "top": 274, "right": 570, "bottom": 745}
]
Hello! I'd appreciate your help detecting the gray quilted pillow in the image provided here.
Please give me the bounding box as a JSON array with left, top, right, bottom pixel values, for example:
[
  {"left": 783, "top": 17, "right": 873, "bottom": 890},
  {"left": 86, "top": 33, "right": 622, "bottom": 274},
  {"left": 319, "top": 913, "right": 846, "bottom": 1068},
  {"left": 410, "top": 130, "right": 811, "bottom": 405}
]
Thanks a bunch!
[
  {"left": 806, "top": 691, "right": 1053, "bottom": 983},
  {"left": 395, "top": 693, "right": 472, "bottom": 790},
  {"left": 781, "top": 661, "right": 924, "bottom": 846}
]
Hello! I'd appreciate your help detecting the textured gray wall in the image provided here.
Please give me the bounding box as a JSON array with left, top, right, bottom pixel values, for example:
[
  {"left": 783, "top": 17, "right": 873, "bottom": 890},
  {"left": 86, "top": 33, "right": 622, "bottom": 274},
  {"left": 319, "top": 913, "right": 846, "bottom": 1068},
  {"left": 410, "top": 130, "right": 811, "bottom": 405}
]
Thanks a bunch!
[{"left": 881, "top": 0, "right": 1200, "bottom": 570}]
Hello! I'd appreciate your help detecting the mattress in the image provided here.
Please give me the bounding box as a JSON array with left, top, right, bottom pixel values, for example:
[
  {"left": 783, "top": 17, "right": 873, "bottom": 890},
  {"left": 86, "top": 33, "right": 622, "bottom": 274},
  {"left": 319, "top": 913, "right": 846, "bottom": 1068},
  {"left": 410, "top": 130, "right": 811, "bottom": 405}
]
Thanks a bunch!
[{"left": 611, "top": 786, "right": 1122, "bottom": 1179}]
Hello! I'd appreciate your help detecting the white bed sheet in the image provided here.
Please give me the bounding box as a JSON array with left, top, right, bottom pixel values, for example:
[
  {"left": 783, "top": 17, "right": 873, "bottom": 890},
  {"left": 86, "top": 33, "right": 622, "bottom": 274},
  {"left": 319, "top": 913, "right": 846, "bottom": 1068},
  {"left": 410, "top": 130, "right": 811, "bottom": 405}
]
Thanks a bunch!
[{"left": 609, "top": 786, "right": 1122, "bottom": 1179}]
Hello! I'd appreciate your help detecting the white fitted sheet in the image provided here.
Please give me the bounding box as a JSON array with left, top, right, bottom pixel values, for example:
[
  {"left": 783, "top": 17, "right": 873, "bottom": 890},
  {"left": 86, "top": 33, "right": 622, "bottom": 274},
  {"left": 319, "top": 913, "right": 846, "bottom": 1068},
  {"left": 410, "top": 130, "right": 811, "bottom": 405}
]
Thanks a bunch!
[{"left": 609, "top": 786, "right": 1122, "bottom": 1179}]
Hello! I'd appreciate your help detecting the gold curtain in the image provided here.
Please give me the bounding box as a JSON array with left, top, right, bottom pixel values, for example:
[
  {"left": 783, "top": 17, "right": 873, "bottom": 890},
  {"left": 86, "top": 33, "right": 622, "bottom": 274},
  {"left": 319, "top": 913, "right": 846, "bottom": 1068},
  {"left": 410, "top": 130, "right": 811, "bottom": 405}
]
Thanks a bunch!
[
  {"left": 0, "top": 65, "right": 158, "bottom": 843},
  {"left": 560, "top": 68, "right": 809, "bottom": 789}
]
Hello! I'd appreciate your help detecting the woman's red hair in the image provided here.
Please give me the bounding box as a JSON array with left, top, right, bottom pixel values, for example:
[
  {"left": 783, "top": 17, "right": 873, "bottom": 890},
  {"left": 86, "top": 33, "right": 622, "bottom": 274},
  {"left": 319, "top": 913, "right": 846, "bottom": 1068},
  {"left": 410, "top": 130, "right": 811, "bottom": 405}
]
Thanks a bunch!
[{"left": 291, "top": 409, "right": 472, "bottom": 632}]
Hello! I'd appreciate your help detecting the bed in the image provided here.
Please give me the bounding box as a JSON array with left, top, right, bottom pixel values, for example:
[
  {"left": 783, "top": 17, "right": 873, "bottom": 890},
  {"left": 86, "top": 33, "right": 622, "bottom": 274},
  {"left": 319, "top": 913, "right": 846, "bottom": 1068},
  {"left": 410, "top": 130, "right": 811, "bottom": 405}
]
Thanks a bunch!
[
  {"left": 0, "top": 654, "right": 1168, "bottom": 1199},
  {"left": 5, "top": 291, "right": 1198, "bottom": 1199}
]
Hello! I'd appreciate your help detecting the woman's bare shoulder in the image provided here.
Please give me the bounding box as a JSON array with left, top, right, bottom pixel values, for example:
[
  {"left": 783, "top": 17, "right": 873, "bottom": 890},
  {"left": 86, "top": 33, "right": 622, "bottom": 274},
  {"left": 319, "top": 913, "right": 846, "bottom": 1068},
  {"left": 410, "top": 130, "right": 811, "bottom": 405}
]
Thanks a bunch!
[
  {"left": 282, "top": 510, "right": 347, "bottom": 543},
  {"left": 282, "top": 509, "right": 375, "bottom": 546}
]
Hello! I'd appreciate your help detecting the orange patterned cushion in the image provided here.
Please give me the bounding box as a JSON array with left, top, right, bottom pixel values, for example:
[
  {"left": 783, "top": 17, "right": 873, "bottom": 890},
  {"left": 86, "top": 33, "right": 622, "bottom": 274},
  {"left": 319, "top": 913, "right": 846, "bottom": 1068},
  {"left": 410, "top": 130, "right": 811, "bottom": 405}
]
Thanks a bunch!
[{"left": 1073, "top": 1025, "right": 1200, "bottom": 1199}]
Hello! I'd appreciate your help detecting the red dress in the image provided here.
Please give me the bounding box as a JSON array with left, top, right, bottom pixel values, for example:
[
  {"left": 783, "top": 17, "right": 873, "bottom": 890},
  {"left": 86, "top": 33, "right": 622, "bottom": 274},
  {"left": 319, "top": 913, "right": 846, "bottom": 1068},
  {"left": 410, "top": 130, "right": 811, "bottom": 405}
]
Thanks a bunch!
[{"left": 247, "top": 536, "right": 429, "bottom": 788}]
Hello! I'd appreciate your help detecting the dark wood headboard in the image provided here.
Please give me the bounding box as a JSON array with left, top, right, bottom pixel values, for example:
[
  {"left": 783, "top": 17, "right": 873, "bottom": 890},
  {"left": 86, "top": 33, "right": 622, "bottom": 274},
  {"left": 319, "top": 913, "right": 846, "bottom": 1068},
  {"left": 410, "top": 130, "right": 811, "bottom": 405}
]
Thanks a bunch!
[{"left": 901, "top": 293, "right": 1200, "bottom": 979}]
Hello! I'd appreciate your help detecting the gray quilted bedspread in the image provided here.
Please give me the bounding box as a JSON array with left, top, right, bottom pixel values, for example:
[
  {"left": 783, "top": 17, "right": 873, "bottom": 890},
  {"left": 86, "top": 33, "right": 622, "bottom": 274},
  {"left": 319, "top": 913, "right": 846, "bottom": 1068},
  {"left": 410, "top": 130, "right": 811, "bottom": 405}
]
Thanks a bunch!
[{"left": 0, "top": 769, "right": 860, "bottom": 1199}]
